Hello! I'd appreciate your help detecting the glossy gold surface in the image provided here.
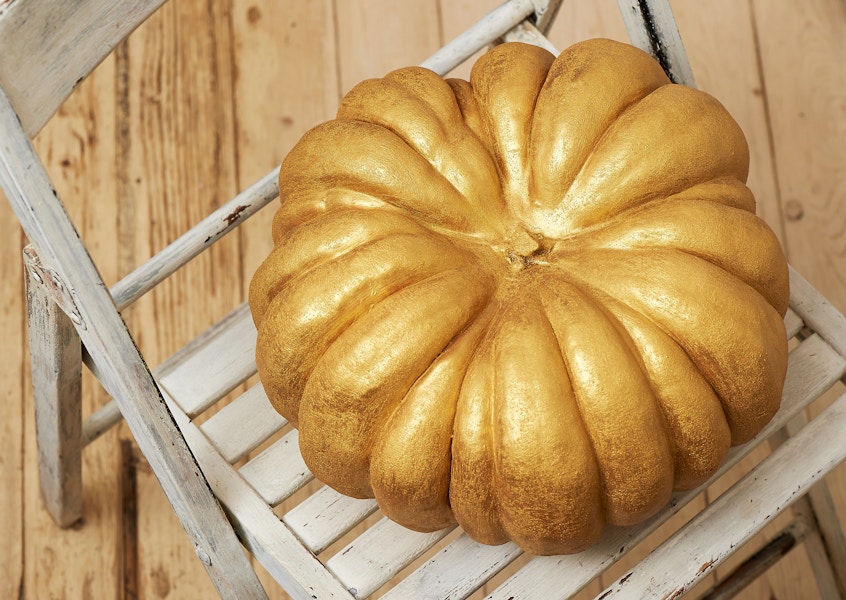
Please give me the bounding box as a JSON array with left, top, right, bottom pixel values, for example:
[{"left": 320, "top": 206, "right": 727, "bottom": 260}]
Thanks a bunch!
[{"left": 249, "top": 39, "right": 789, "bottom": 555}]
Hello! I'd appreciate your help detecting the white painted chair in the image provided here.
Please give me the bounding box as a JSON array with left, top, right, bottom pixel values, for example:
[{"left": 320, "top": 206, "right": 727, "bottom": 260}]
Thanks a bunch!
[{"left": 2, "top": 0, "right": 846, "bottom": 598}]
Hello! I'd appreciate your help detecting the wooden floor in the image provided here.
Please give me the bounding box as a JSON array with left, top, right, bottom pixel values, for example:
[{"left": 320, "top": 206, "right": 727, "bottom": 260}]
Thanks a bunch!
[{"left": 1, "top": 0, "right": 845, "bottom": 597}]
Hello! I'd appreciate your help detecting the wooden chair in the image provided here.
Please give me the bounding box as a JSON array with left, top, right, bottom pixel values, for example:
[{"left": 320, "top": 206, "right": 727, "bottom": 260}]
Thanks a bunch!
[{"left": 3, "top": 0, "right": 846, "bottom": 597}]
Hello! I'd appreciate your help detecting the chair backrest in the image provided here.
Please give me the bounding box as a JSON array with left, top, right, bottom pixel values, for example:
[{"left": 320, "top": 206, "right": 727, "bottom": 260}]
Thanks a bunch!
[{"left": 0, "top": 0, "right": 166, "bottom": 137}]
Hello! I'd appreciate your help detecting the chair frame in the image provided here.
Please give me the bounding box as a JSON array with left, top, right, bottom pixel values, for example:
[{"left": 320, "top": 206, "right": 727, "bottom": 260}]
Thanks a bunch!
[{"left": 3, "top": 0, "right": 846, "bottom": 598}]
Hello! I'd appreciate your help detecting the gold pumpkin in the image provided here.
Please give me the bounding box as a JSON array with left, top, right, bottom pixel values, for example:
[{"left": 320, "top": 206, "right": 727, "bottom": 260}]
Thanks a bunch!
[{"left": 249, "top": 39, "right": 789, "bottom": 555}]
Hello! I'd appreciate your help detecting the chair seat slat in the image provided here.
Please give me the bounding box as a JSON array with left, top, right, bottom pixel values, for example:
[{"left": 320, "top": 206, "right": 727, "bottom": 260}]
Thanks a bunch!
[
  {"left": 200, "top": 383, "right": 286, "bottom": 464},
  {"left": 157, "top": 303, "right": 257, "bottom": 417},
  {"left": 784, "top": 307, "right": 804, "bottom": 340},
  {"left": 283, "top": 486, "right": 378, "bottom": 555},
  {"left": 380, "top": 534, "right": 521, "bottom": 600},
  {"left": 165, "top": 393, "right": 355, "bottom": 600},
  {"left": 327, "top": 519, "right": 453, "bottom": 599},
  {"left": 239, "top": 430, "right": 313, "bottom": 506}
]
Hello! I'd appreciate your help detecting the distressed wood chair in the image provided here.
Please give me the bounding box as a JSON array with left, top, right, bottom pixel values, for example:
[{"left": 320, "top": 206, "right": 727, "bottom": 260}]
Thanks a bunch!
[{"left": 3, "top": 0, "right": 846, "bottom": 598}]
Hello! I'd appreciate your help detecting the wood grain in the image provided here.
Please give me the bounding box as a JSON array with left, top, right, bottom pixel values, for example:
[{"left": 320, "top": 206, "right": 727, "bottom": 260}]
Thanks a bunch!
[
  {"left": 753, "top": 0, "right": 846, "bottom": 311},
  {"left": 114, "top": 1, "right": 247, "bottom": 597},
  {"left": 335, "top": 0, "right": 442, "bottom": 94},
  {"left": 0, "top": 0, "right": 167, "bottom": 136}
]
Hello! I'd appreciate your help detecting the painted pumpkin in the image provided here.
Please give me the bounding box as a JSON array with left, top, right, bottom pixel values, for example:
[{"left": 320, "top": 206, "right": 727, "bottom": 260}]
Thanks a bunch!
[{"left": 249, "top": 39, "right": 789, "bottom": 555}]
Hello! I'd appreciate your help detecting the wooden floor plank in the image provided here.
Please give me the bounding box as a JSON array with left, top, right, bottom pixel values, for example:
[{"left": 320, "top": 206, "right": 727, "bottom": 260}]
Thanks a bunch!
[
  {"left": 673, "top": 0, "right": 785, "bottom": 240},
  {"left": 751, "top": 1, "right": 846, "bottom": 598},
  {"left": 115, "top": 1, "right": 245, "bottom": 598},
  {"left": 230, "top": 2, "right": 341, "bottom": 596},
  {"left": 334, "top": 0, "right": 442, "bottom": 94},
  {"left": 752, "top": 0, "right": 846, "bottom": 311}
]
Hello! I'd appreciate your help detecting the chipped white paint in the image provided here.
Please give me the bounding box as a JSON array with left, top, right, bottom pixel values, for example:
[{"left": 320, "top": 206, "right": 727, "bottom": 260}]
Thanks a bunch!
[
  {"left": 157, "top": 303, "right": 257, "bottom": 417},
  {"left": 328, "top": 519, "right": 455, "bottom": 599},
  {"left": 283, "top": 486, "right": 378, "bottom": 554}
]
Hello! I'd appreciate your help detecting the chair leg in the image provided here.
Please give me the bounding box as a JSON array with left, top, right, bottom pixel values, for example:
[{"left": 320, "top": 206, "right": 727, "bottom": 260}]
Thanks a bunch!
[{"left": 24, "top": 247, "right": 83, "bottom": 528}]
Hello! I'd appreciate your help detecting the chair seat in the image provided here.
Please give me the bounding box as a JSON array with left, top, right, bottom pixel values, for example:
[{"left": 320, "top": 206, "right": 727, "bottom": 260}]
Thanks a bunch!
[{"left": 150, "top": 267, "right": 846, "bottom": 598}]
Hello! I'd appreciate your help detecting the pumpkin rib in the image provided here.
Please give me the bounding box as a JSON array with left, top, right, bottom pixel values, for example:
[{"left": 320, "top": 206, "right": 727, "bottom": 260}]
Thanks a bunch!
[
  {"left": 450, "top": 312, "right": 509, "bottom": 546},
  {"left": 298, "top": 266, "right": 496, "bottom": 498},
  {"left": 469, "top": 42, "right": 554, "bottom": 209},
  {"left": 271, "top": 187, "right": 397, "bottom": 243},
  {"left": 382, "top": 66, "right": 468, "bottom": 127},
  {"left": 345, "top": 116, "right": 508, "bottom": 238},
  {"left": 490, "top": 294, "right": 605, "bottom": 554},
  {"left": 611, "top": 303, "right": 731, "bottom": 490},
  {"left": 445, "top": 78, "right": 497, "bottom": 157},
  {"left": 548, "top": 205, "right": 789, "bottom": 317},
  {"left": 279, "top": 120, "right": 506, "bottom": 240},
  {"left": 658, "top": 176, "right": 757, "bottom": 213},
  {"left": 337, "top": 71, "right": 503, "bottom": 213},
  {"left": 552, "top": 248, "right": 786, "bottom": 445},
  {"left": 544, "top": 177, "right": 757, "bottom": 258},
  {"left": 544, "top": 84, "right": 750, "bottom": 238},
  {"left": 550, "top": 246, "right": 779, "bottom": 347},
  {"left": 537, "top": 276, "right": 674, "bottom": 526},
  {"left": 541, "top": 261, "right": 725, "bottom": 434},
  {"left": 567, "top": 179, "right": 756, "bottom": 237},
  {"left": 577, "top": 284, "right": 685, "bottom": 499},
  {"left": 255, "top": 231, "right": 479, "bottom": 422},
  {"left": 549, "top": 81, "right": 668, "bottom": 207},
  {"left": 664, "top": 245, "right": 787, "bottom": 317},
  {"left": 530, "top": 281, "right": 609, "bottom": 519},
  {"left": 527, "top": 38, "right": 671, "bottom": 214},
  {"left": 274, "top": 187, "right": 503, "bottom": 252},
  {"left": 251, "top": 208, "right": 443, "bottom": 325},
  {"left": 332, "top": 113, "right": 477, "bottom": 209},
  {"left": 570, "top": 280, "right": 732, "bottom": 490},
  {"left": 369, "top": 303, "right": 497, "bottom": 533}
]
